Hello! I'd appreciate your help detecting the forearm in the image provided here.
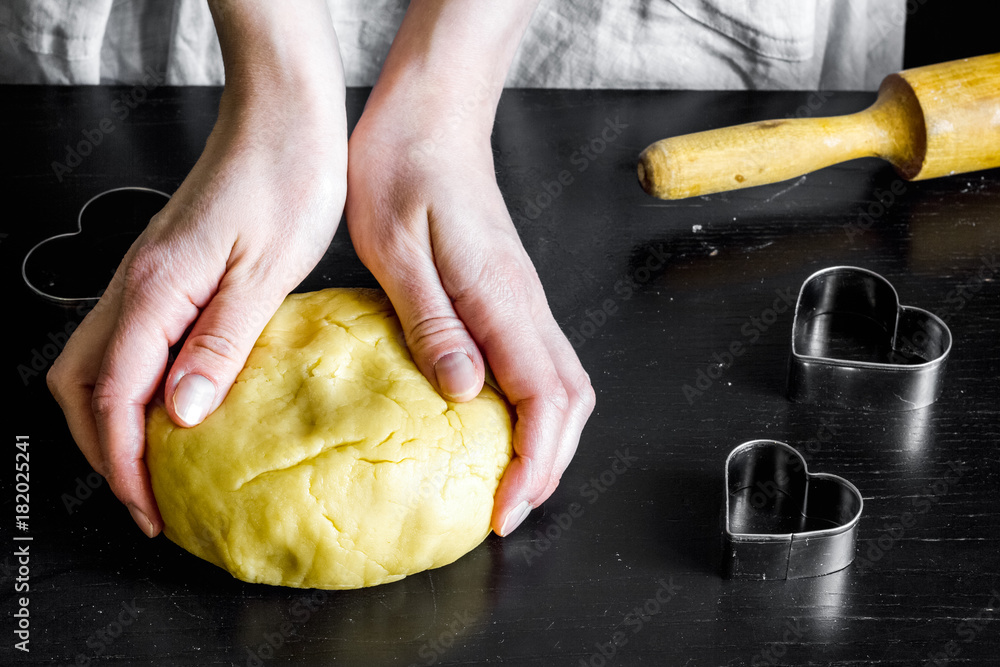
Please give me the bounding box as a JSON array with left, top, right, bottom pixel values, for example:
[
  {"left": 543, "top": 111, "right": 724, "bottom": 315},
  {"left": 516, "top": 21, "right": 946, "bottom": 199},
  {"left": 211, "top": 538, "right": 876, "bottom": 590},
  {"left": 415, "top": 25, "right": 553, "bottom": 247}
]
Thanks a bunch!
[
  {"left": 208, "top": 0, "right": 345, "bottom": 123},
  {"left": 344, "top": 1, "right": 590, "bottom": 537},
  {"left": 365, "top": 0, "right": 540, "bottom": 135}
]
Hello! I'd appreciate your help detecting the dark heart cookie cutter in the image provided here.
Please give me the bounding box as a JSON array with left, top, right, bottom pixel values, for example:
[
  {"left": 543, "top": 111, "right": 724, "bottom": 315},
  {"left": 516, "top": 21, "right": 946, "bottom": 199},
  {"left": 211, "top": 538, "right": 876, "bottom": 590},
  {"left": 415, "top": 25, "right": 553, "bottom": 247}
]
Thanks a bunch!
[
  {"left": 724, "top": 440, "right": 863, "bottom": 580},
  {"left": 22, "top": 187, "right": 171, "bottom": 304},
  {"left": 787, "top": 266, "right": 952, "bottom": 411}
]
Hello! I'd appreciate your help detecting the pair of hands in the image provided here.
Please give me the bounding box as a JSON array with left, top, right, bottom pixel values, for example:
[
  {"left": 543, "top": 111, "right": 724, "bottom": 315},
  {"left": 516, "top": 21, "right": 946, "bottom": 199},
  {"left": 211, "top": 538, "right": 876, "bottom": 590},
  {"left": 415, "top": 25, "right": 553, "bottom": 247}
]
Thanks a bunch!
[{"left": 47, "top": 6, "right": 594, "bottom": 541}]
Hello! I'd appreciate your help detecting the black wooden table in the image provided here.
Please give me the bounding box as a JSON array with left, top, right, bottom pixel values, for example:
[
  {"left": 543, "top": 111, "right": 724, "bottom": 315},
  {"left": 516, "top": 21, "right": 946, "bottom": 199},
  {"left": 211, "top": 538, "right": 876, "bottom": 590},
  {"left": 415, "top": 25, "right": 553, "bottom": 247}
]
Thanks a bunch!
[{"left": 2, "top": 85, "right": 999, "bottom": 666}]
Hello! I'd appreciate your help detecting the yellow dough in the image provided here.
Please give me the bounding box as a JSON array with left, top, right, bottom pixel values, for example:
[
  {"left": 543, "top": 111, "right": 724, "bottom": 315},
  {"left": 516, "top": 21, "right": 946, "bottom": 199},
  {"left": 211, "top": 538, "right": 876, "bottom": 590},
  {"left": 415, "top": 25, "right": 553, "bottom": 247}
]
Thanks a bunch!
[{"left": 146, "top": 288, "right": 513, "bottom": 589}]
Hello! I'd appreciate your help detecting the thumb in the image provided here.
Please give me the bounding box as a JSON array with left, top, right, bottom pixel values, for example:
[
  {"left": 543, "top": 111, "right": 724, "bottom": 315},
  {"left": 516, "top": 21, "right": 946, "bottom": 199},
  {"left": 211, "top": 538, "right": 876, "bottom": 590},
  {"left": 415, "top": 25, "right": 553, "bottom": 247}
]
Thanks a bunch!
[
  {"left": 165, "top": 282, "right": 284, "bottom": 427},
  {"left": 379, "top": 261, "right": 486, "bottom": 403}
]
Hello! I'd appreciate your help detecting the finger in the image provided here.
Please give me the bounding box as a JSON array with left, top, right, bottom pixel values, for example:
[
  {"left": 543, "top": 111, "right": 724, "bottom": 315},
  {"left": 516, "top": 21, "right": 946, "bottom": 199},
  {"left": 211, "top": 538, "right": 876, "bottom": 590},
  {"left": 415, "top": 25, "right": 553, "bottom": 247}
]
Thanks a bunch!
[
  {"left": 534, "top": 315, "right": 596, "bottom": 502},
  {"left": 50, "top": 382, "right": 104, "bottom": 473},
  {"left": 92, "top": 274, "right": 201, "bottom": 537},
  {"left": 48, "top": 253, "right": 175, "bottom": 537},
  {"left": 367, "top": 226, "right": 487, "bottom": 403},
  {"left": 493, "top": 389, "right": 569, "bottom": 537},
  {"left": 46, "top": 279, "right": 140, "bottom": 477},
  {"left": 444, "top": 254, "right": 595, "bottom": 536},
  {"left": 435, "top": 260, "right": 569, "bottom": 536},
  {"left": 47, "top": 304, "right": 118, "bottom": 476},
  {"left": 164, "top": 270, "right": 289, "bottom": 428},
  {"left": 93, "top": 313, "right": 174, "bottom": 538}
]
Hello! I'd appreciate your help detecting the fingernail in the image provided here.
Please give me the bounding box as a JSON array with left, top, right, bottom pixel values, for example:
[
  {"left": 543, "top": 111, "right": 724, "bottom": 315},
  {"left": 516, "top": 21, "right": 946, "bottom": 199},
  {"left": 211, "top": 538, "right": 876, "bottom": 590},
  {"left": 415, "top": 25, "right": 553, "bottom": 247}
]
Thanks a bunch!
[
  {"left": 128, "top": 504, "right": 155, "bottom": 538},
  {"left": 499, "top": 500, "right": 532, "bottom": 537},
  {"left": 434, "top": 352, "right": 477, "bottom": 400},
  {"left": 173, "top": 373, "right": 215, "bottom": 426}
]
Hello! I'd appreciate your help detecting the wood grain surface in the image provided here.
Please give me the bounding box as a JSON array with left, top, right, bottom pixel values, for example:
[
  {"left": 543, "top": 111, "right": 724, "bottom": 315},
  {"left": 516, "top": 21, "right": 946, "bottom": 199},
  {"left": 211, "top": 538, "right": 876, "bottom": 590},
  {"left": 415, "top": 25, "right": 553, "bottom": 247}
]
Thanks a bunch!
[{"left": 2, "top": 85, "right": 999, "bottom": 667}]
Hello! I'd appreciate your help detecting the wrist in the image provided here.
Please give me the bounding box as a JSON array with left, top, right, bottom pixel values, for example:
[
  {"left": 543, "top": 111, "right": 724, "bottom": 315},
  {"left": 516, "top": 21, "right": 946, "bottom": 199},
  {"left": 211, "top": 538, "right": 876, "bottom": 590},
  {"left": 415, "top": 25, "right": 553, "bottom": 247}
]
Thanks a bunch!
[
  {"left": 210, "top": 0, "right": 346, "bottom": 131},
  {"left": 361, "top": 70, "right": 497, "bottom": 149},
  {"left": 360, "top": 0, "right": 539, "bottom": 142},
  {"left": 219, "top": 75, "right": 344, "bottom": 139}
]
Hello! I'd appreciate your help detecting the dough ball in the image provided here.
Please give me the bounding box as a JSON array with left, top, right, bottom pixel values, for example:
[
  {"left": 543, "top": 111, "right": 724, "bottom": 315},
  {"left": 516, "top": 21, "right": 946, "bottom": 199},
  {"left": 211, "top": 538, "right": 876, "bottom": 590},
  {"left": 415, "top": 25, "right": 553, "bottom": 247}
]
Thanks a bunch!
[{"left": 146, "top": 288, "right": 512, "bottom": 589}]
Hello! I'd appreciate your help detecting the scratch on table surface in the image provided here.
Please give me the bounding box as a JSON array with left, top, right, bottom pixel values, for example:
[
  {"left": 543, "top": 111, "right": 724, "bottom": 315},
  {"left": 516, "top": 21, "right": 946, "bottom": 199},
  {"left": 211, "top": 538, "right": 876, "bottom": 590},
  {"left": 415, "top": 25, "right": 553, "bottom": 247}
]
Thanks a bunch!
[
  {"left": 763, "top": 175, "right": 807, "bottom": 202},
  {"left": 143, "top": 578, "right": 207, "bottom": 621},
  {"left": 428, "top": 570, "right": 439, "bottom": 625},
  {"left": 743, "top": 240, "right": 775, "bottom": 252},
  {"left": 166, "top": 594, "right": 206, "bottom": 621}
]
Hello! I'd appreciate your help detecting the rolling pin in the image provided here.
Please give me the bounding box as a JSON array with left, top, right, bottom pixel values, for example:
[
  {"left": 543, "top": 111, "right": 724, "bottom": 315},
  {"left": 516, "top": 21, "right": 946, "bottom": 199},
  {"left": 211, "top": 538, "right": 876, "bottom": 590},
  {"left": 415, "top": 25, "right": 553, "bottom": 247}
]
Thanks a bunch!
[{"left": 637, "top": 53, "right": 1000, "bottom": 199}]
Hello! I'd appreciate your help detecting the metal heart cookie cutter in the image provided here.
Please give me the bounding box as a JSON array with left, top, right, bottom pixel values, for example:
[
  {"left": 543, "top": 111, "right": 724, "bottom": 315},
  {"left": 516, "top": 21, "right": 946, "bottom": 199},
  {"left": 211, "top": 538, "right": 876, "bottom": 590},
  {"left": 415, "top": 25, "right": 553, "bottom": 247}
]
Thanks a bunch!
[
  {"left": 724, "top": 440, "right": 863, "bottom": 580},
  {"left": 22, "top": 187, "right": 171, "bottom": 304},
  {"left": 787, "top": 266, "right": 952, "bottom": 411}
]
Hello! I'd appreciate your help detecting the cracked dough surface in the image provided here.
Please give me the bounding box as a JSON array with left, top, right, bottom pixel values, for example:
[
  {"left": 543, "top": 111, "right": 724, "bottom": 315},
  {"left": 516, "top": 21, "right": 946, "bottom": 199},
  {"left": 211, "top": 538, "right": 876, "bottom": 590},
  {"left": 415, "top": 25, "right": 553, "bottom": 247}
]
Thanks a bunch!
[{"left": 146, "top": 288, "right": 513, "bottom": 589}]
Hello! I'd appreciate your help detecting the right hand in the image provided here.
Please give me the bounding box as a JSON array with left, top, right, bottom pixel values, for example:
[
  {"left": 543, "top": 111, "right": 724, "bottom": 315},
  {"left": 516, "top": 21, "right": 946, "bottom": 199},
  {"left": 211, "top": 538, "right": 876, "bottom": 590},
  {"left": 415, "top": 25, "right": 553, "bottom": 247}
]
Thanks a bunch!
[
  {"left": 345, "top": 83, "right": 595, "bottom": 538},
  {"left": 47, "top": 83, "right": 348, "bottom": 537}
]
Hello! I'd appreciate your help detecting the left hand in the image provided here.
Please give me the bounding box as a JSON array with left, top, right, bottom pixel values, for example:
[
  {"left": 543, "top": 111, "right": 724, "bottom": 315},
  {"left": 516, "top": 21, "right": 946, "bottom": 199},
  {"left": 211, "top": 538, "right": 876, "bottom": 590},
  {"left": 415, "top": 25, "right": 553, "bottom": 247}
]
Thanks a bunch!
[{"left": 46, "top": 0, "right": 349, "bottom": 536}]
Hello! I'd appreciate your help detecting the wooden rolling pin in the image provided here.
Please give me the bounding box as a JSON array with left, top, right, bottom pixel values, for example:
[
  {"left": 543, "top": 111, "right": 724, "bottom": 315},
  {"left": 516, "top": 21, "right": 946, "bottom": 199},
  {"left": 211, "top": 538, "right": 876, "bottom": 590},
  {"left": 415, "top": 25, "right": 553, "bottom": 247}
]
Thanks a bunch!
[{"left": 637, "top": 53, "right": 1000, "bottom": 199}]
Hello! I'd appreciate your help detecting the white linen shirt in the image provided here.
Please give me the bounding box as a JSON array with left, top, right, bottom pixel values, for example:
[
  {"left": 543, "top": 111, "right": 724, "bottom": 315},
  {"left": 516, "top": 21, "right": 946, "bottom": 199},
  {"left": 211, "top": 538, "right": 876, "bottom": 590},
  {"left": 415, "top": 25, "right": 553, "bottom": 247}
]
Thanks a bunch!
[{"left": 0, "top": 0, "right": 905, "bottom": 90}]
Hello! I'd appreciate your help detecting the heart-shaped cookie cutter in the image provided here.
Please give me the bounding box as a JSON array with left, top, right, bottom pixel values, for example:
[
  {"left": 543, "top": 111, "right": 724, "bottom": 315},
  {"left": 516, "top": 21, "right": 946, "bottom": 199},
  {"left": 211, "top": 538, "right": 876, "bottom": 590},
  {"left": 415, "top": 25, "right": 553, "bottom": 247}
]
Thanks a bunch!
[
  {"left": 22, "top": 187, "right": 170, "bottom": 304},
  {"left": 787, "top": 266, "right": 952, "bottom": 411},
  {"left": 724, "top": 440, "right": 863, "bottom": 580}
]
